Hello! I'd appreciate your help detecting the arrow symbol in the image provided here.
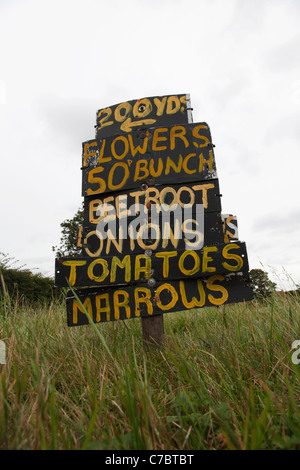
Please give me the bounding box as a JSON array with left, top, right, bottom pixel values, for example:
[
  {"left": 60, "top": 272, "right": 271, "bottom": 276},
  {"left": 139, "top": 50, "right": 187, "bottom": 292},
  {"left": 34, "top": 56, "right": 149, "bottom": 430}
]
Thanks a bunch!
[{"left": 120, "top": 117, "right": 156, "bottom": 132}]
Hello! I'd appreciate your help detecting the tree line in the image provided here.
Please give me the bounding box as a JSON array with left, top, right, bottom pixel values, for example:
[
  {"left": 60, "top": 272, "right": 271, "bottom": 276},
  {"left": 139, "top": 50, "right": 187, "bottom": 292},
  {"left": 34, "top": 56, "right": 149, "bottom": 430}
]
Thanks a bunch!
[{"left": 0, "top": 252, "right": 63, "bottom": 305}]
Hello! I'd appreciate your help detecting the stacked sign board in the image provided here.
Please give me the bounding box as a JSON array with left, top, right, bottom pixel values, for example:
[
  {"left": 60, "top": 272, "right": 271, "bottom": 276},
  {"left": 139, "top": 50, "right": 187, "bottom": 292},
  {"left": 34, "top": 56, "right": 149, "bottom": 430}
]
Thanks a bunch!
[{"left": 55, "top": 94, "right": 253, "bottom": 327}]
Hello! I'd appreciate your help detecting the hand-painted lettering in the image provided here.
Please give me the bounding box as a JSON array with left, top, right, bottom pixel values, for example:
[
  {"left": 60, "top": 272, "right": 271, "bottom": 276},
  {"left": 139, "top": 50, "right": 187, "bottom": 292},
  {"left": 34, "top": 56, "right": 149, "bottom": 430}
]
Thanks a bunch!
[{"left": 66, "top": 274, "right": 246, "bottom": 326}]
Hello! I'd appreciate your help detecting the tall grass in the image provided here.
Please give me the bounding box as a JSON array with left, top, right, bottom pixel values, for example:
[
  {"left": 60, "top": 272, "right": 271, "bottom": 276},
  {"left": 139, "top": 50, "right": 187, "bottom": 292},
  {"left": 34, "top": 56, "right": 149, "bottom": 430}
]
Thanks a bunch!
[{"left": 0, "top": 290, "right": 299, "bottom": 450}]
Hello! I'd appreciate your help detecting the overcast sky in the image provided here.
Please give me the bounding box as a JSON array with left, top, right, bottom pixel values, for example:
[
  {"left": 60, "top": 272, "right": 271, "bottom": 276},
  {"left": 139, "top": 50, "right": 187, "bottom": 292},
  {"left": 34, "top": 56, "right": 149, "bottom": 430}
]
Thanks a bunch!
[{"left": 0, "top": 0, "right": 299, "bottom": 290}]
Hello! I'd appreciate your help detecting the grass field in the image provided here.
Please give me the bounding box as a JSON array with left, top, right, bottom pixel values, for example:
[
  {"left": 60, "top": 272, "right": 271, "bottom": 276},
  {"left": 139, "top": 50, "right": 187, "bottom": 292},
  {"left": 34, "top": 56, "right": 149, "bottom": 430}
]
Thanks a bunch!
[{"left": 0, "top": 291, "right": 299, "bottom": 450}]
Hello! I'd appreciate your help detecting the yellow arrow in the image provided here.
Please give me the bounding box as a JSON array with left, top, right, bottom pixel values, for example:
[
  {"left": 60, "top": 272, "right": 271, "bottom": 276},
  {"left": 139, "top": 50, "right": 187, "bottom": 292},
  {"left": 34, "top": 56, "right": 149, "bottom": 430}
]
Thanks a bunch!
[{"left": 120, "top": 117, "right": 156, "bottom": 133}]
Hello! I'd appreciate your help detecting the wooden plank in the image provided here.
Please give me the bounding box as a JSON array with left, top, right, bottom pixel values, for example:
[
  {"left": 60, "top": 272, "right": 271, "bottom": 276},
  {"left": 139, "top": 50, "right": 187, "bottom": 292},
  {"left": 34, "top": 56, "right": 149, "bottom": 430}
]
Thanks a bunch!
[
  {"left": 95, "top": 94, "right": 192, "bottom": 139},
  {"left": 82, "top": 122, "right": 217, "bottom": 197},
  {"left": 83, "top": 179, "right": 222, "bottom": 226},
  {"left": 65, "top": 274, "right": 253, "bottom": 327},
  {"left": 55, "top": 241, "right": 249, "bottom": 288},
  {"left": 76, "top": 211, "right": 239, "bottom": 258},
  {"left": 81, "top": 211, "right": 224, "bottom": 258}
]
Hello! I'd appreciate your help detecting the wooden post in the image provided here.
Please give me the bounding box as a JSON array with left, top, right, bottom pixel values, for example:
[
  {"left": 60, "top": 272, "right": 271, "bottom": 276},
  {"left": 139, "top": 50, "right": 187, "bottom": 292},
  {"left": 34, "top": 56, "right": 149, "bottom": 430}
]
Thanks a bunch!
[
  {"left": 141, "top": 314, "right": 165, "bottom": 347},
  {"left": 140, "top": 201, "right": 165, "bottom": 347}
]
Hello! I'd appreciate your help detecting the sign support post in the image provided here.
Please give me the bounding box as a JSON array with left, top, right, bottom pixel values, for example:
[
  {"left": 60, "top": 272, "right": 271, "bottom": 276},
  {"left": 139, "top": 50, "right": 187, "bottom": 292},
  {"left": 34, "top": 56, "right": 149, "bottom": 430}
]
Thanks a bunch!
[{"left": 141, "top": 314, "right": 165, "bottom": 347}]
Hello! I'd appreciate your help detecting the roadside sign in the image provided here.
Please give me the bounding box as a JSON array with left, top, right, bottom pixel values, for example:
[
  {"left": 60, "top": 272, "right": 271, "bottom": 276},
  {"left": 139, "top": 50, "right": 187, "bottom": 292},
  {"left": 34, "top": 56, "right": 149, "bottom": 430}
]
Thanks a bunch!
[
  {"left": 55, "top": 93, "right": 253, "bottom": 337},
  {"left": 66, "top": 273, "right": 252, "bottom": 327}
]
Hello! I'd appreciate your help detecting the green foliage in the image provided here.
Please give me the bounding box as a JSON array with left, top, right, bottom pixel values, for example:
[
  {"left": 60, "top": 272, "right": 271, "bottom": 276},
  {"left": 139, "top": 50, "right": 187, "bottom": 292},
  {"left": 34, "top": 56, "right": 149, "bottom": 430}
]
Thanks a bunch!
[
  {"left": 0, "top": 252, "right": 62, "bottom": 305},
  {"left": 250, "top": 268, "right": 277, "bottom": 299},
  {"left": 52, "top": 203, "right": 84, "bottom": 258}
]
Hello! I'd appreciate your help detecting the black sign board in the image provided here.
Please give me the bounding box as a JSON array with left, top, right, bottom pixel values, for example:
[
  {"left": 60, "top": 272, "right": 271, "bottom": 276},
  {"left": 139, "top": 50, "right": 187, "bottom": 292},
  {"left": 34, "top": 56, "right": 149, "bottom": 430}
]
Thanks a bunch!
[
  {"left": 74, "top": 212, "right": 240, "bottom": 262},
  {"left": 66, "top": 273, "right": 252, "bottom": 327},
  {"left": 56, "top": 241, "right": 249, "bottom": 288},
  {"left": 95, "top": 94, "right": 192, "bottom": 139},
  {"left": 55, "top": 93, "right": 253, "bottom": 332},
  {"left": 82, "top": 122, "right": 216, "bottom": 197},
  {"left": 80, "top": 211, "right": 224, "bottom": 258},
  {"left": 83, "top": 179, "right": 222, "bottom": 226}
]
